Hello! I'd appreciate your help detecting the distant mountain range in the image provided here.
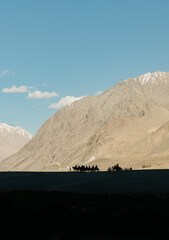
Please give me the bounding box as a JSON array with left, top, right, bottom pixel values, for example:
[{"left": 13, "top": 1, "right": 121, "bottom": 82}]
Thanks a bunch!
[
  {"left": 1, "top": 70, "right": 169, "bottom": 171},
  {"left": 0, "top": 123, "right": 32, "bottom": 162}
]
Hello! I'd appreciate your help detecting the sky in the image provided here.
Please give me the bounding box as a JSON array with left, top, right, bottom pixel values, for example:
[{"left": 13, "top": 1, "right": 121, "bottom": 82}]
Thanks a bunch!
[{"left": 1, "top": 0, "right": 169, "bottom": 135}]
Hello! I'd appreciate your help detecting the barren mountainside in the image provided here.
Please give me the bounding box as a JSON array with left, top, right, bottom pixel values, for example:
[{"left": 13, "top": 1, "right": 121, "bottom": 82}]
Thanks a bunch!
[{"left": 1, "top": 71, "right": 169, "bottom": 171}]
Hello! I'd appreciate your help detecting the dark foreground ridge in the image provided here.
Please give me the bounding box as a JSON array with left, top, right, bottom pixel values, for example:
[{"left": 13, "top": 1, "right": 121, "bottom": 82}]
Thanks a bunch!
[
  {"left": 1, "top": 191, "right": 169, "bottom": 239},
  {"left": 0, "top": 169, "right": 169, "bottom": 193}
]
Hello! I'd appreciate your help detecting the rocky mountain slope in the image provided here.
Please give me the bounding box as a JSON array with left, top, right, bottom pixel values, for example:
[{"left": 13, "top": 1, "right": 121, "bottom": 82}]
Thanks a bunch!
[
  {"left": 1, "top": 70, "right": 169, "bottom": 171},
  {"left": 0, "top": 123, "right": 32, "bottom": 162}
]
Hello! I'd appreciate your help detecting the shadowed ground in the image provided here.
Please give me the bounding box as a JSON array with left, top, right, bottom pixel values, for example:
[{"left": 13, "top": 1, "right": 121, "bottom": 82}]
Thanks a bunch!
[
  {"left": 0, "top": 170, "right": 169, "bottom": 193},
  {"left": 1, "top": 170, "right": 169, "bottom": 239},
  {"left": 1, "top": 191, "right": 169, "bottom": 239}
]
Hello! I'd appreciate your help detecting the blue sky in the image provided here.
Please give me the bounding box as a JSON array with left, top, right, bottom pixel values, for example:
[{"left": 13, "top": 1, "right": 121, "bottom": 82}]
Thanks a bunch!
[{"left": 1, "top": 0, "right": 169, "bottom": 135}]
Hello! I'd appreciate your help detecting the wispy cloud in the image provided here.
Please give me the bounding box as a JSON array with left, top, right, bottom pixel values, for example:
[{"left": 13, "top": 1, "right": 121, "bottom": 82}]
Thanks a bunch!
[
  {"left": 2, "top": 85, "right": 30, "bottom": 93},
  {"left": 27, "top": 90, "right": 58, "bottom": 99},
  {"left": 0, "top": 69, "right": 16, "bottom": 78},
  {"left": 49, "top": 95, "right": 85, "bottom": 109}
]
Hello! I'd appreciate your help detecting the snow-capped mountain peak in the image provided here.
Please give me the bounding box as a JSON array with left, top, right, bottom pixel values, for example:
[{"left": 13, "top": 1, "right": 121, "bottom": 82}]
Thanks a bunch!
[
  {"left": 0, "top": 123, "right": 33, "bottom": 139},
  {"left": 134, "top": 70, "right": 168, "bottom": 85},
  {"left": 0, "top": 123, "right": 33, "bottom": 162}
]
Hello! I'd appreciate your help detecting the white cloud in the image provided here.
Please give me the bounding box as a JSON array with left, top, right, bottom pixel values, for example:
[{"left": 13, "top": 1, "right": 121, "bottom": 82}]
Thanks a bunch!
[
  {"left": 95, "top": 90, "right": 103, "bottom": 96},
  {"left": 49, "top": 95, "right": 85, "bottom": 109},
  {"left": 2, "top": 85, "right": 29, "bottom": 93},
  {"left": 27, "top": 90, "right": 58, "bottom": 99},
  {"left": 0, "top": 69, "right": 16, "bottom": 78},
  {"left": 2, "top": 85, "right": 58, "bottom": 101}
]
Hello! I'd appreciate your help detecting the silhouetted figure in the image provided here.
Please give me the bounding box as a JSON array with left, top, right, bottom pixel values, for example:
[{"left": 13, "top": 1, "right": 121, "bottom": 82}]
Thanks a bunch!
[
  {"left": 72, "top": 165, "right": 80, "bottom": 171},
  {"left": 112, "top": 164, "right": 122, "bottom": 171},
  {"left": 85, "top": 166, "right": 89, "bottom": 171},
  {"left": 124, "top": 167, "right": 133, "bottom": 171},
  {"left": 80, "top": 165, "right": 85, "bottom": 172},
  {"left": 95, "top": 165, "right": 99, "bottom": 171}
]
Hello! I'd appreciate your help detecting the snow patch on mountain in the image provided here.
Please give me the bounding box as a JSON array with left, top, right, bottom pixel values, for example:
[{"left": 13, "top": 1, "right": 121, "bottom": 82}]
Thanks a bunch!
[{"left": 85, "top": 156, "right": 95, "bottom": 164}]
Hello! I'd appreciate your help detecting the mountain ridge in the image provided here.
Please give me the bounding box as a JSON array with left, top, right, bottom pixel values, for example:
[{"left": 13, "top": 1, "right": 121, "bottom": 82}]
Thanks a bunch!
[{"left": 1, "top": 70, "right": 169, "bottom": 171}]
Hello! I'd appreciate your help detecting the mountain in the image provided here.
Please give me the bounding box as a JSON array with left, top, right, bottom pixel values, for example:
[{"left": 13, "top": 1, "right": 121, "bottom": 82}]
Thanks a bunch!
[
  {"left": 0, "top": 123, "right": 32, "bottom": 162},
  {"left": 1, "top": 70, "right": 169, "bottom": 171}
]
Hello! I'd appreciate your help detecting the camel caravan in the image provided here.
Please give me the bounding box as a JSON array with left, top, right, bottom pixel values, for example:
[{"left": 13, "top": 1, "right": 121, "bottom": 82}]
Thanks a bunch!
[
  {"left": 107, "top": 164, "right": 132, "bottom": 171},
  {"left": 72, "top": 165, "right": 99, "bottom": 172},
  {"left": 71, "top": 163, "right": 132, "bottom": 172}
]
